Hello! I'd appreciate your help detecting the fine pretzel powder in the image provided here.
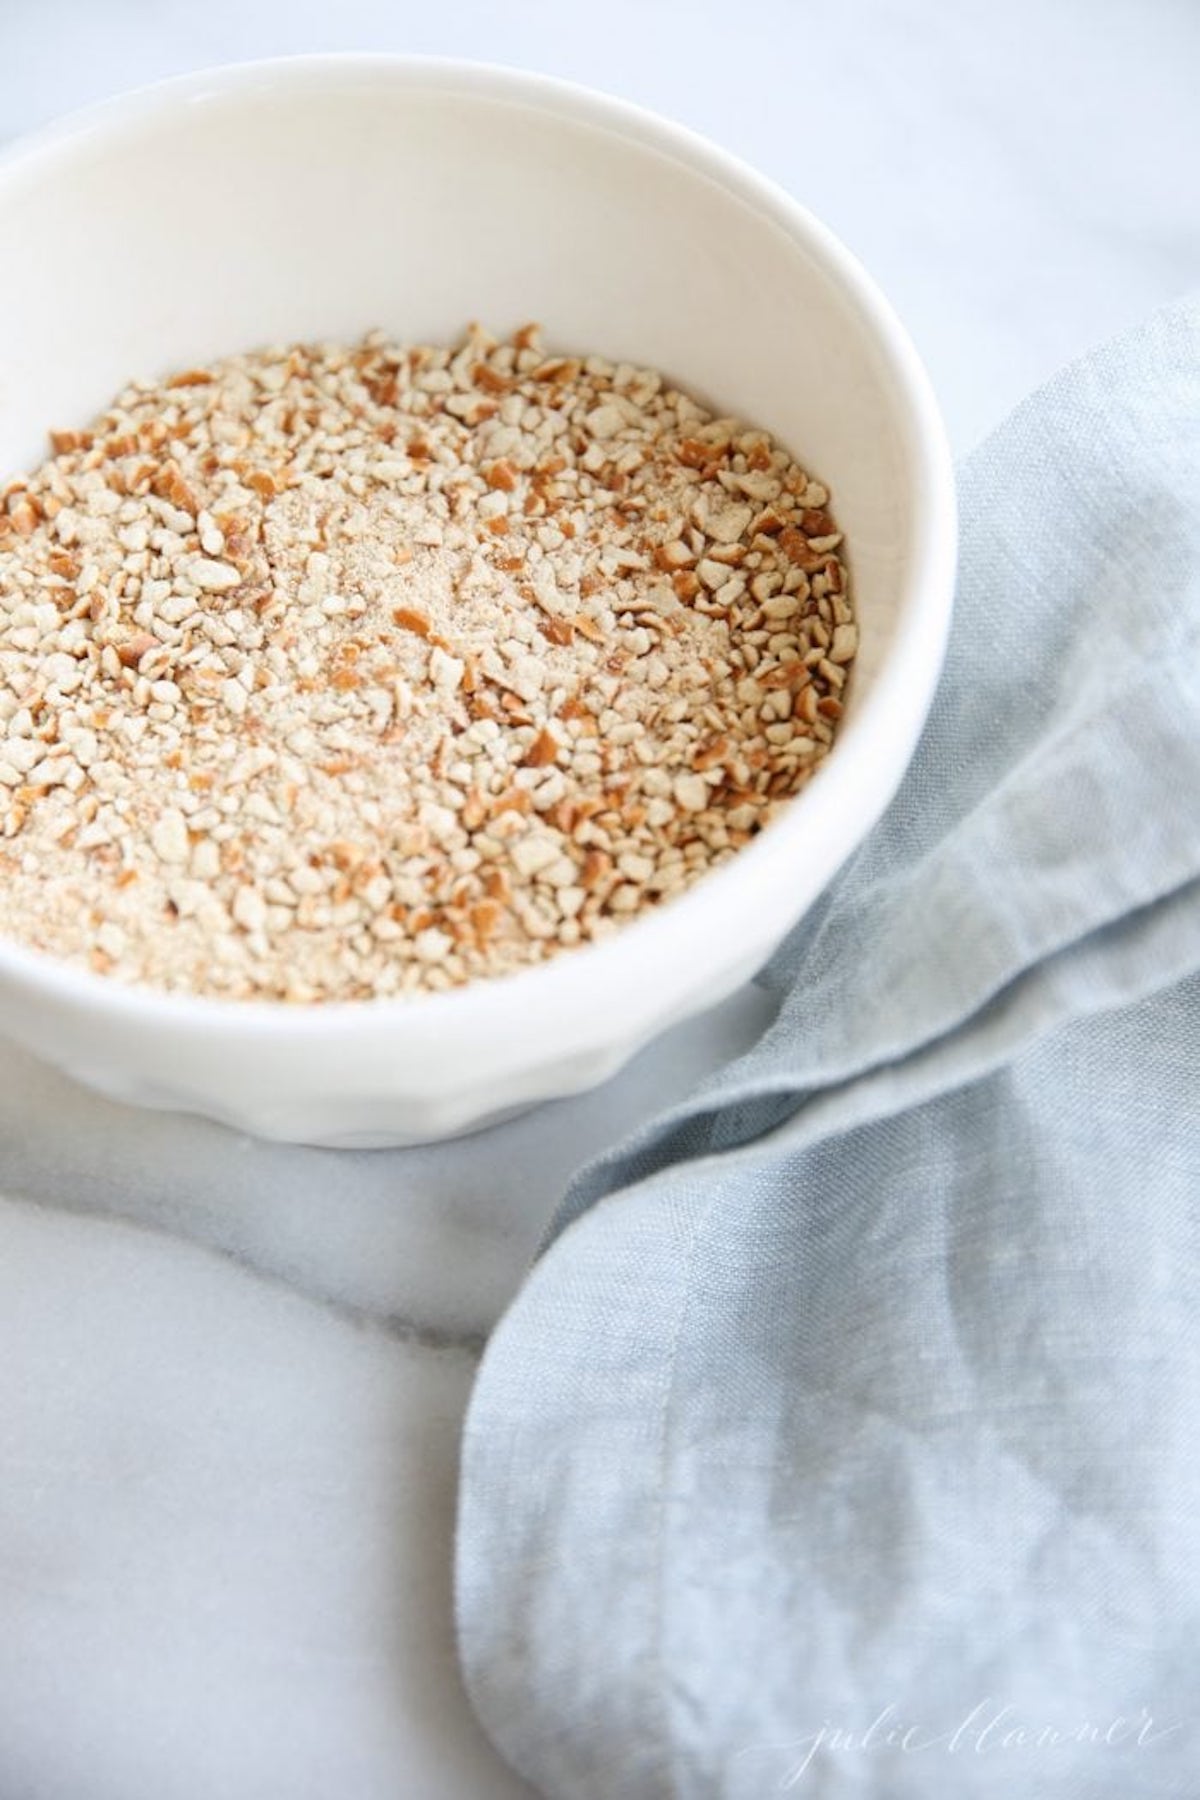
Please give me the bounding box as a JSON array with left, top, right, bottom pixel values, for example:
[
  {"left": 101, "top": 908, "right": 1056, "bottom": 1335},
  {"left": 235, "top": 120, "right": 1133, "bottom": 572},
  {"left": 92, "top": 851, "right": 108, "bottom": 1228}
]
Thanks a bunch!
[{"left": 0, "top": 325, "right": 856, "bottom": 1001}]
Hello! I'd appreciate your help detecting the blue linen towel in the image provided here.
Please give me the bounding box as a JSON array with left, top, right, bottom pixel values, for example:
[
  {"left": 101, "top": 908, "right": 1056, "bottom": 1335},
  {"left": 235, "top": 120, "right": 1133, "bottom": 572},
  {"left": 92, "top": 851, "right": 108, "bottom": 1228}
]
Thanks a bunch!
[{"left": 457, "top": 297, "right": 1200, "bottom": 1799}]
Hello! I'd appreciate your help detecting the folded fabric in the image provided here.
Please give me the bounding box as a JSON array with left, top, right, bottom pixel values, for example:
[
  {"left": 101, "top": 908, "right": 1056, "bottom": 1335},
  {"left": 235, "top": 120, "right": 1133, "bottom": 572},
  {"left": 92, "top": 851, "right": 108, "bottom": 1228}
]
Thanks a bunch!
[{"left": 457, "top": 298, "right": 1200, "bottom": 1799}]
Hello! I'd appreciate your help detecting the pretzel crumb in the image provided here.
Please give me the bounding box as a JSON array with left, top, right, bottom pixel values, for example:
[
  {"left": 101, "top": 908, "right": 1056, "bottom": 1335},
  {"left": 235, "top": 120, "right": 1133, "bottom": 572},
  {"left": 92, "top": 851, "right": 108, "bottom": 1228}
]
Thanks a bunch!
[{"left": 0, "top": 324, "right": 855, "bottom": 1001}]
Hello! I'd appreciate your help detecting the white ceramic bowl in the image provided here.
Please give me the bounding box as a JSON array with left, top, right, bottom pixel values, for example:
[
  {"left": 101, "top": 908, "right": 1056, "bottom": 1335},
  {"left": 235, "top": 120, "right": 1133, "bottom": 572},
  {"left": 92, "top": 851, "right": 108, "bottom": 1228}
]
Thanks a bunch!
[{"left": 0, "top": 55, "right": 955, "bottom": 1146}]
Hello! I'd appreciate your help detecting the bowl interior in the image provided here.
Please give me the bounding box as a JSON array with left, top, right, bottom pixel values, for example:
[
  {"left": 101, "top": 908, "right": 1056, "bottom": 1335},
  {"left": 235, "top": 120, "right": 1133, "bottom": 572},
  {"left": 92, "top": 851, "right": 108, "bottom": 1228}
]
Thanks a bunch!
[{"left": 1, "top": 60, "right": 913, "bottom": 705}]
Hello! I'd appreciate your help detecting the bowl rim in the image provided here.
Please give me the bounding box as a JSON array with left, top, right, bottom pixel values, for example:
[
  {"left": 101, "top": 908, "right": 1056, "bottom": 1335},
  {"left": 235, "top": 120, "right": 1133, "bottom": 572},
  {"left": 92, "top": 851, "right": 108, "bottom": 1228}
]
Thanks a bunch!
[{"left": 0, "top": 51, "right": 956, "bottom": 1042}]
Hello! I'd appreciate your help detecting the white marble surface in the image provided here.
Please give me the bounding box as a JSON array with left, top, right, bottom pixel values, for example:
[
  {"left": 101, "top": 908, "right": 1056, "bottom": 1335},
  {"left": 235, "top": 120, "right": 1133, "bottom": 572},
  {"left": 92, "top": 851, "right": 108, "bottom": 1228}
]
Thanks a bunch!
[{"left": 1, "top": 4, "right": 1198, "bottom": 1796}]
